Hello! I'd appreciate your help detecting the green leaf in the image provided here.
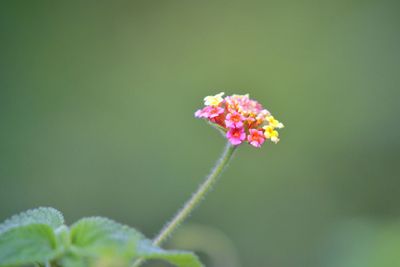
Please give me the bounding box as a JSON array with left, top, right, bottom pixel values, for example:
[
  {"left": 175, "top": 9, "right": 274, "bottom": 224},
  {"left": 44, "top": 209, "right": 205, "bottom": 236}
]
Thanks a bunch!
[
  {"left": 0, "top": 224, "right": 59, "bottom": 267},
  {"left": 136, "top": 240, "right": 203, "bottom": 267},
  {"left": 0, "top": 207, "right": 65, "bottom": 266},
  {"left": 0, "top": 209, "right": 204, "bottom": 267},
  {"left": 0, "top": 207, "right": 64, "bottom": 234},
  {"left": 70, "top": 217, "right": 204, "bottom": 267},
  {"left": 70, "top": 217, "right": 142, "bottom": 260}
]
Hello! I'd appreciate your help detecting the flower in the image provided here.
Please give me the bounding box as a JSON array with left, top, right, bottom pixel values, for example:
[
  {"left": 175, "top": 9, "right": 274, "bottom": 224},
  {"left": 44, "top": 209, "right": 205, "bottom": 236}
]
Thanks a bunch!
[
  {"left": 225, "top": 111, "right": 245, "bottom": 128},
  {"left": 204, "top": 92, "right": 224, "bottom": 106},
  {"left": 263, "top": 125, "right": 280, "bottom": 144},
  {"left": 195, "top": 93, "right": 284, "bottom": 148},
  {"left": 266, "top": 115, "right": 284, "bottom": 129},
  {"left": 195, "top": 106, "right": 224, "bottom": 119},
  {"left": 247, "top": 129, "right": 265, "bottom": 147},
  {"left": 226, "top": 127, "right": 246, "bottom": 145}
]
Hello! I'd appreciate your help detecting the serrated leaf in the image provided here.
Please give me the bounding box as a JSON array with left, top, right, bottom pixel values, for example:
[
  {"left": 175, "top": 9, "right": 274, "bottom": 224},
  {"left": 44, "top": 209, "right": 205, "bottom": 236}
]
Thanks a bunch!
[
  {"left": 0, "top": 207, "right": 64, "bottom": 234},
  {"left": 136, "top": 240, "right": 203, "bottom": 267},
  {"left": 70, "top": 217, "right": 142, "bottom": 260},
  {"left": 0, "top": 224, "right": 59, "bottom": 267}
]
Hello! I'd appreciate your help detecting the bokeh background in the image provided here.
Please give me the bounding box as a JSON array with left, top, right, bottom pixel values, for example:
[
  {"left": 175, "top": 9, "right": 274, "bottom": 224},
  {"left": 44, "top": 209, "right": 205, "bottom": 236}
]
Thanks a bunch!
[{"left": 1, "top": 1, "right": 400, "bottom": 267}]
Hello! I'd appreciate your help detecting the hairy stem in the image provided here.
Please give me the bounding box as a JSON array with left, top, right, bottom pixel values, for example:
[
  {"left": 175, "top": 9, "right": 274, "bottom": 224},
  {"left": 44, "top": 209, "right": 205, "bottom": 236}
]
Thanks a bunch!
[
  {"left": 132, "top": 142, "right": 237, "bottom": 267},
  {"left": 154, "top": 142, "right": 236, "bottom": 245}
]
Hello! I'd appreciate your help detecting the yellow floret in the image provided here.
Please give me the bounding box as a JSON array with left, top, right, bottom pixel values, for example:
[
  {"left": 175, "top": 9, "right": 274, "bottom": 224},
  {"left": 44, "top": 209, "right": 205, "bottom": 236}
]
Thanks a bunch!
[
  {"left": 266, "top": 116, "right": 284, "bottom": 129},
  {"left": 204, "top": 92, "right": 225, "bottom": 106},
  {"left": 263, "top": 125, "right": 280, "bottom": 144}
]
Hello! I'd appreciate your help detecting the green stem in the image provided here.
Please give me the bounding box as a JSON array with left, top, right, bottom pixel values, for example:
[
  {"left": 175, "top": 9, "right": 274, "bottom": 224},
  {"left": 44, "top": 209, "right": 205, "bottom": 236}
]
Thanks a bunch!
[
  {"left": 154, "top": 142, "right": 236, "bottom": 245},
  {"left": 132, "top": 141, "right": 237, "bottom": 267}
]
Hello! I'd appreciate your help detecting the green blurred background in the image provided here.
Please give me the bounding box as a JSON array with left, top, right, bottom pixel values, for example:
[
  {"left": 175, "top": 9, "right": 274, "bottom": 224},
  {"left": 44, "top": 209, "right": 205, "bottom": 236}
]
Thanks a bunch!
[{"left": 1, "top": 1, "right": 400, "bottom": 266}]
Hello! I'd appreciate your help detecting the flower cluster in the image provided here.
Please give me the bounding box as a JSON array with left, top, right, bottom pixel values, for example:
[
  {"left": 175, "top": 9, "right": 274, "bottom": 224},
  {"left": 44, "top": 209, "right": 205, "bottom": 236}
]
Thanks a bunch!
[{"left": 195, "top": 92, "right": 284, "bottom": 148}]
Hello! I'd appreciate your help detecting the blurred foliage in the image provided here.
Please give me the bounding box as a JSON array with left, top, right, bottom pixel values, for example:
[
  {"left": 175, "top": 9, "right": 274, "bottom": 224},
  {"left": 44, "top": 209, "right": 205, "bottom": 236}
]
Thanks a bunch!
[
  {"left": 0, "top": 207, "right": 202, "bottom": 267},
  {"left": 321, "top": 219, "right": 400, "bottom": 267},
  {"left": 167, "top": 224, "right": 241, "bottom": 267},
  {"left": 0, "top": 1, "right": 399, "bottom": 267}
]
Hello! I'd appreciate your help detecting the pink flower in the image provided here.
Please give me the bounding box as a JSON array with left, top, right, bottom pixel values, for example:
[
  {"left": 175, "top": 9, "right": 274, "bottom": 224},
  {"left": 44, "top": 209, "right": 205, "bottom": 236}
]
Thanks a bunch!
[
  {"left": 208, "top": 106, "right": 224, "bottom": 118},
  {"left": 247, "top": 129, "right": 265, "bottom": 148},
  {"left": 225, "top": 111, "right": 245, "bottom": 128},
  {"left": 226, "top": 128, "right": 246, "bottom": 145},
  {"left": 225, "top": 94, "right": 263, "bottom": 115},
  {"left": 195, "top": 106, "right": 224, "bottom": 118},
  {"left": 195, "top": 93, "right": 284, "bottom": 148},
  {"left": 194, "top": 108, "right": 207, "bottom": 118}
]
